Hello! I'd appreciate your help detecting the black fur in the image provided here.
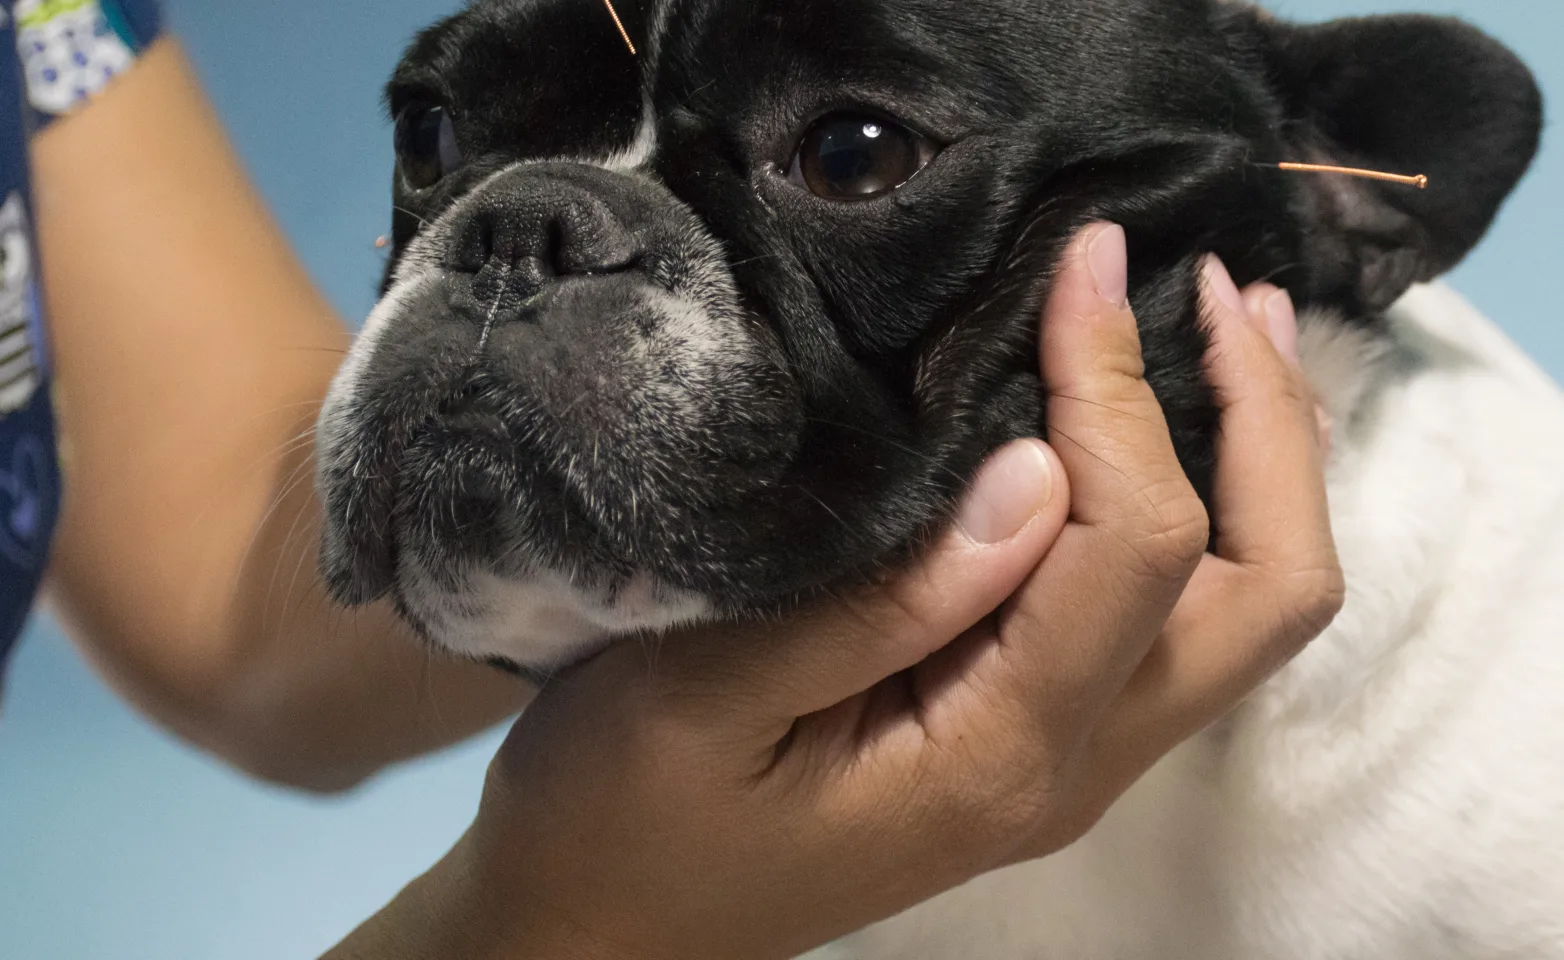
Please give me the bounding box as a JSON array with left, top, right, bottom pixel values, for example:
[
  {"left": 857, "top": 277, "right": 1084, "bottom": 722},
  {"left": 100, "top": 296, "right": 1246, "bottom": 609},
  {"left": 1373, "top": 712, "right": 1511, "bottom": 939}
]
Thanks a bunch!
[{"left": 320, "top": 0, "right": 1541, "bottom": 649}]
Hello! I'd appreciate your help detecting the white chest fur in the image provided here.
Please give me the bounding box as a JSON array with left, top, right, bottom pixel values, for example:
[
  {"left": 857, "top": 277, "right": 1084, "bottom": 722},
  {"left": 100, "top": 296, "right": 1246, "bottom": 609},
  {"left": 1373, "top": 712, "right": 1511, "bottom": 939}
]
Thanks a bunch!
[{"left": 841, "top": 285, "right": 1564, "bottom": 959}]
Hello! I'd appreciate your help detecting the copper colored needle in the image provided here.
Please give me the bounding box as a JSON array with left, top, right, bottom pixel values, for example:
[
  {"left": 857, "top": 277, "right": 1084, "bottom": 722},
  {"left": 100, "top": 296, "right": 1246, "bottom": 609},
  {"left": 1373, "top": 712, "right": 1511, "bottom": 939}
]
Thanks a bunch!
[
  {"left": 1273, "top": 162, "right": 1429, "bottom": 190},
  {"left": 603, "top": 0, "right": 637, "bottom": 55}
]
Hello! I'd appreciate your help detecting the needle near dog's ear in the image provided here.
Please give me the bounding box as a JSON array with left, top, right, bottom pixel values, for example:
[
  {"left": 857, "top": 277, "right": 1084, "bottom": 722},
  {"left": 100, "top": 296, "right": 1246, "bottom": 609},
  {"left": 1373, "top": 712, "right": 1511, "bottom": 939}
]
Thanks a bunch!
[
  {"left": 602, "top": 0, "right": 637, "bottom": 55},
  {"left": 1259, "top": 161, "right": 1430, "bottom": 190}
]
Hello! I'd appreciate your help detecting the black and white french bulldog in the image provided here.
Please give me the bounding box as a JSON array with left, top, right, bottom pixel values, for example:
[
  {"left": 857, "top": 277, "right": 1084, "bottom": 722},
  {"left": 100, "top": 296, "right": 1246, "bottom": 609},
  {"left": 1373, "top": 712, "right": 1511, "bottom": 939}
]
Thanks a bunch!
[{"left": 317, "top": 0, "right": 1563, "bottom": 955}]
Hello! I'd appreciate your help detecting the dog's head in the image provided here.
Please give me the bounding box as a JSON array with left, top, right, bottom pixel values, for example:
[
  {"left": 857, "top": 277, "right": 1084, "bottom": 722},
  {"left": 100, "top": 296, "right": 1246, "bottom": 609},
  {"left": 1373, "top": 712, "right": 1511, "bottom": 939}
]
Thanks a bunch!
[{"left": 317, "top": 0, "right": 1541, "bottom": 671}]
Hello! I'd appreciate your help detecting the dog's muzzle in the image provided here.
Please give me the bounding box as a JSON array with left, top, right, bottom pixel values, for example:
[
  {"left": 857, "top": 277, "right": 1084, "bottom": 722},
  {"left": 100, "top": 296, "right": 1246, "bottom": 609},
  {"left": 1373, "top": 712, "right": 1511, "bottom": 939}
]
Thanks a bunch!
[{"left": 314, "top": 163, "right": 800, "bottom": 667}]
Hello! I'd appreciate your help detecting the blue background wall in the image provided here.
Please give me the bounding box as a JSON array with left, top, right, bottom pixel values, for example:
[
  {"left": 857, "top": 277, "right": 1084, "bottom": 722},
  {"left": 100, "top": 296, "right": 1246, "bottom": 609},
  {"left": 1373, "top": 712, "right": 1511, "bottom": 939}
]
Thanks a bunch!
[{"left": 2, "top": 1, "right": 1559, "bottom": 956}]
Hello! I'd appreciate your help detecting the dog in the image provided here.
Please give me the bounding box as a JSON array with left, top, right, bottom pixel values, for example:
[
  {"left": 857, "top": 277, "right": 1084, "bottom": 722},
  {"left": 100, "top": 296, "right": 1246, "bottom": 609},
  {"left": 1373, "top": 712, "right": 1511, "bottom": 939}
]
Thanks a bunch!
[{"left": 315, "top": 0, "right": 1560, "bottom": 955}]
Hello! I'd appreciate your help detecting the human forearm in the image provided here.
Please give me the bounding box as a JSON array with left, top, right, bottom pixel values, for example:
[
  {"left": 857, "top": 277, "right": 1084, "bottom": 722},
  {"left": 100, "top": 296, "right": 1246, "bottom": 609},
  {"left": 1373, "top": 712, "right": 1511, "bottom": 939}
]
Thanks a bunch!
[{"left": 32, "top": 39, "right": 526, "bottom": 788}]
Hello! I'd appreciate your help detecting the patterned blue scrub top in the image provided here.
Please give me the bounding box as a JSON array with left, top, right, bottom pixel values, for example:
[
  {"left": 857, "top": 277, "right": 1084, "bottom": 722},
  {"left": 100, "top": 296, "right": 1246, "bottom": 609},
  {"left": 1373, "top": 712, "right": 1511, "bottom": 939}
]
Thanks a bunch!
[{"left": 0, "top": 0, "right": 161, "bottom": 692}]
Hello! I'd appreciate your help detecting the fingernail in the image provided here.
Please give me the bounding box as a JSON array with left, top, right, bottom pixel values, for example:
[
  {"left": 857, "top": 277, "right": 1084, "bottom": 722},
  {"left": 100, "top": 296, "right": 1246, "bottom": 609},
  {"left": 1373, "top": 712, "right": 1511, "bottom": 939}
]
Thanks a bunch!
[
  {"left": 958, "top": 440, "right": 1055, "bottom": 545},
  {"left": 1264, "top": 288, "right": 1301, "bottom": 370},
  {"left": 1242, "top": 284, "right": 1279, "bottom": 332},
  {"left": 1086, "top": 224, "right": 1128, "bottom": 309},
  {"left": 1200, "top": 255, "right": 1246, "bottom": 319}
]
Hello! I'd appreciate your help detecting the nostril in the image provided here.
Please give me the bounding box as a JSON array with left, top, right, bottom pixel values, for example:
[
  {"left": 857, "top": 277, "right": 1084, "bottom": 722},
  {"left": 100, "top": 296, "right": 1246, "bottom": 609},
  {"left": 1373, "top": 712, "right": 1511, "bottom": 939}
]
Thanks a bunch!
[
  {"left": 447, "top": 216, "right": 495, "bottom": 274},
  {"left": 557, "top": 239, "right": 638, "bottom": 275},
  {"left": 547, "top": 218, "right": 570, "bottom": 277},
  {"left": 444, "top": 180, "right": 642, "bottom": 281},
  {"left": 552, "top": 206, "right": 639, "bottom": 276}
]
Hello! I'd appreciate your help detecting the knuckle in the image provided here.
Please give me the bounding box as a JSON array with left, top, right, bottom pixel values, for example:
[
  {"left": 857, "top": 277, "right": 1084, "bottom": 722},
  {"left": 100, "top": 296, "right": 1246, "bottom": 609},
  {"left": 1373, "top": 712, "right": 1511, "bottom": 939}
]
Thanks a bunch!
[
  {"left": 1252, "top": 558, "right": 1347, "bottom": 661},
  {"left": 1289, "top": 561, "right": 1348, "bottom": 638},
  {"left": 1060, "top": 362, "right": 1151, "bottom": 417},
  {"left": 1127, "top": 486, "right": 1211, "bottom": 581},
  {"left": 1278, "top": 370, "right": 1315, "bottom": 408},
  {"left": 980, "top": 743, "right": 1075, "bottom": 832},
  {"left": 846, "top": 579, "right": 934, "bottom": 646},
  {"left": 1040, "top": 793, "right": 1114, "bottom": 856},
  {"left": 923, "top": 735, "right": 1068, "bottom": 861},
  {"left": 996, "top": 604, "right": 1049, "bottom": 667},
  {"left": 968, "top": 751, "right": 1095, "bottom": 864},
  {"left": 984, "top": 789, "right": 1057, "bottom": 851},
  {"left": 955, "top": 778, "right": 1057, "bottom": 861},
  {"left": 1095, "top": 341, "right": 1149, "bottom": 390}
]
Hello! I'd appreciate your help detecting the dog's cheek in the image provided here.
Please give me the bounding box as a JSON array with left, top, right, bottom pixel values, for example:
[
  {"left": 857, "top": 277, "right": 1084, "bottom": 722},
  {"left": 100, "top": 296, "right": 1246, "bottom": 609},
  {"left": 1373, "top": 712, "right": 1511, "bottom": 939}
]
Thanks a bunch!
[
  {"left": 1132, "top": 256, "right": 1220, "bottom": 509},
  {"left": 780, "top": 143, "right": 1014, "bottom": 360},
  {"left": 987, "top": 370, "right": 1048, "bottom": 449}
]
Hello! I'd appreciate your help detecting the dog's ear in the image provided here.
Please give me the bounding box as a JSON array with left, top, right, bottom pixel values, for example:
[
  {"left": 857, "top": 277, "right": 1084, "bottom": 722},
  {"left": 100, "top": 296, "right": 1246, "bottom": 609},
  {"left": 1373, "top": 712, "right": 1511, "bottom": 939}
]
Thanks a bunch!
[{"left": 1233, "top": 11, "right": 1543, "bottom": 312}]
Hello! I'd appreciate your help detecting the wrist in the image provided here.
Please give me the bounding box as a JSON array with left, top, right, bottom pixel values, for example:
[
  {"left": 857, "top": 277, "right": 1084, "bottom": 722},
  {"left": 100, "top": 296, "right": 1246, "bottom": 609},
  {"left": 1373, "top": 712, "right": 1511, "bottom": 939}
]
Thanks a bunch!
[
  {"left": 324, "top": 834, "right": 635, "bottom": 960},
  {"left": 320, "top": 839, "right": 516, "bottom": 960}
]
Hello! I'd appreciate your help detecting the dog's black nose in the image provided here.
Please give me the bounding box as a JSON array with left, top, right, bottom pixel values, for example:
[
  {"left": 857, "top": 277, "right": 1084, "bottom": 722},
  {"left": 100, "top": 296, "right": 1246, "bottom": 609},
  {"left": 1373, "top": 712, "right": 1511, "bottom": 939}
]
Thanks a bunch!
[{"left": 445, "top": 168, "right": 641, "bottom": 288}]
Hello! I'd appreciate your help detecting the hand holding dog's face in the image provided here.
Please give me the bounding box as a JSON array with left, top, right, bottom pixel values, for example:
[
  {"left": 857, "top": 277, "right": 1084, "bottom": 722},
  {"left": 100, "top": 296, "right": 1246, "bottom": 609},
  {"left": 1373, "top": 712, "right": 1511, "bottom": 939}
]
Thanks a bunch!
[
  {"left": 316, "top": 0, "right": 1538, "bottom": 670},
  {"left": 324, "top": 231, "right": 1343, "bottom": 960}
]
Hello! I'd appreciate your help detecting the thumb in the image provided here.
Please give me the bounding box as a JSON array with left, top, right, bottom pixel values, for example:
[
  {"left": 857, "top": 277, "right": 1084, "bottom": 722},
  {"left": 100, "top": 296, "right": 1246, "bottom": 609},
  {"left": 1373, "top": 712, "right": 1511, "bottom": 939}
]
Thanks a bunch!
[{"left": 663, "top": 439, "right": 1071, "bottom": 731}]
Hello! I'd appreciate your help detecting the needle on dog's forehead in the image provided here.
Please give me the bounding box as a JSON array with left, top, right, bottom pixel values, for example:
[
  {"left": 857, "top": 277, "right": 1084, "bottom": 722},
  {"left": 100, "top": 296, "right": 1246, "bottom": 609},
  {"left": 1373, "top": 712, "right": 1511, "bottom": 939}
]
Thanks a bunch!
[
  {"left": 587, "top": 8, "right": 1416, "bottom": 190},
  {"left": 602, "top": 0, "right": 637, "bottom": 55}
]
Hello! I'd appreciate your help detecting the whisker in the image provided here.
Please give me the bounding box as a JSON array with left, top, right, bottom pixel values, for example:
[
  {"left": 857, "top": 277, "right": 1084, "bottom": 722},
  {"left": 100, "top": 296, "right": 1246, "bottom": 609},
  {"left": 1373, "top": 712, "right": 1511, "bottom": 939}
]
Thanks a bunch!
[
  {"left": 281, "top": 512, "right": 330, "bottom": 627},
  {"left": 275, "top": 345, "right": 351, "bottom": 357},
  {"left": 264, "top": 463, "right": 326, "bottom": 620},
  {"left": 1045, "top": 424, "right": 1178, "bottom": 534},
  {"left": 803, "top": 415, "right": 971, "bottom": 488},
  {"left": 1047, "top": 392, "right": 1163, "bottom": 429},
  {"left": 726, "top": 252, "right": 783, "bottom": 270},
  {"left": 797, "top": 486, "right": 856, "bottom": 538},
  {"left": 183, "top": 421, "right": 322, "bottom": 588},
  {"left": 392, "top": 205, "right": 433, "bottom": 228},
  {"left": 239, "top": 437, "right": 321, "bottom": 573}
]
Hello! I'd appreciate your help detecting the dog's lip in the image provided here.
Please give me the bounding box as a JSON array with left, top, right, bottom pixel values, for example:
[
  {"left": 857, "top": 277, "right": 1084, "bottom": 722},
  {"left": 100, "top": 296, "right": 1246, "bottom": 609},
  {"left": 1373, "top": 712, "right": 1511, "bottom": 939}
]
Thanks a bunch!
[
  {"left": 433, "top": 406, "right": 510, "bottom": 439},
  {"left": 435, "top": 382, "right": 511, "bottom": 433}
]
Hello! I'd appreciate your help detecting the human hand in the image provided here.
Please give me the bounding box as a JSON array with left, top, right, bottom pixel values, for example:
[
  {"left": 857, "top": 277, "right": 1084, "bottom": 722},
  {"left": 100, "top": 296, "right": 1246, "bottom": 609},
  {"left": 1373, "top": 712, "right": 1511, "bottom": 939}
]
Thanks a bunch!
[{"left": 326, "top": 223, "right": 1342, "bottom": 960}]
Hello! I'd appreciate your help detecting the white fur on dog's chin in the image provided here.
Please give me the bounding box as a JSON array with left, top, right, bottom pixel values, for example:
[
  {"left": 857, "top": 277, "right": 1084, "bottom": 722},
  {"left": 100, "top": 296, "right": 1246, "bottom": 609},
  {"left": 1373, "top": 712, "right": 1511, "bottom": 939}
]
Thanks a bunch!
[
  {"left": 319, "top": 268, "right": 726, "bottom": 671},
  {"left": 839, "top": 284, "right": 1564, "bottom": 959},
  {"left": 400, "top": 561, "right": 712, "bottom": 670}
]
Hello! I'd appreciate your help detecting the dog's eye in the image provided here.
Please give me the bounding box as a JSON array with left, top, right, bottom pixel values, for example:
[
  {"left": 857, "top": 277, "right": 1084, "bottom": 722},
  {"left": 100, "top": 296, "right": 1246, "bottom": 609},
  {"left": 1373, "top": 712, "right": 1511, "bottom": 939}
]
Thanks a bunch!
[
  {"left": 789, "top": 113, "right": 931, "bottom": 200},
  {"left": 395, "top": 103, "right": 462, "bottom": 190}
]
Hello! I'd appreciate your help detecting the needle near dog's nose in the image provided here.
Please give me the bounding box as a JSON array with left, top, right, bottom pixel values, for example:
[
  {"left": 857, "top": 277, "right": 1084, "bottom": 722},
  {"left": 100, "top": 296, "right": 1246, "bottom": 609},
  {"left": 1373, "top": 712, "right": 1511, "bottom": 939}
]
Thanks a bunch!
[{"left": 603, "top": 0, "right": 637, "bottom": 55}]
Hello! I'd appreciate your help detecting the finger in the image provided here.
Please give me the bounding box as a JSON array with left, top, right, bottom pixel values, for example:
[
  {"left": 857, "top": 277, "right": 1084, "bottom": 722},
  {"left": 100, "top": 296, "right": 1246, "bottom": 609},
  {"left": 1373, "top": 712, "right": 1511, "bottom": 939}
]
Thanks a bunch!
[
  {"left": 1198, "top": 256, "right": 1336, "bottom": 572},
  {"left": 656, "top": 439, "right": 1072, "bottom": 731},
  {"left": 1053, "top": 547, "right": 1344, "bottom": 842},
  {"left": 1058, "top": 264, "right": 1347, "bottom": 824},
  {"left": 1240, "top": 282, "right": 1274, "bottom": 332},
  {"left": 1040, "top": 225, "right": 1205, "bottom": 543},
  {"left": 1133, "top": 258, "right": 1342, "bottom": 719},
  {"left": 923, "top": 225, "right": 1209, "bottom": 753},
  {"left": 1132, "top": 266, "right": 1345, "bottom": 708},
  {"left": 1243, "top": 281, "right": 1333, "bottom": 455}
]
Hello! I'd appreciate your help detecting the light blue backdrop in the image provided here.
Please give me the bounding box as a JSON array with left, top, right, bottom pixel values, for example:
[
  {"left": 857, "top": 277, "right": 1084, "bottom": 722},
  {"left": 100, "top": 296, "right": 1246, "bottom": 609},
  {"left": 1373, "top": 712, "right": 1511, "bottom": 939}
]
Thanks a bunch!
[{"left": 2, "top": 1, "right": 1559, "bottom": 957}]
